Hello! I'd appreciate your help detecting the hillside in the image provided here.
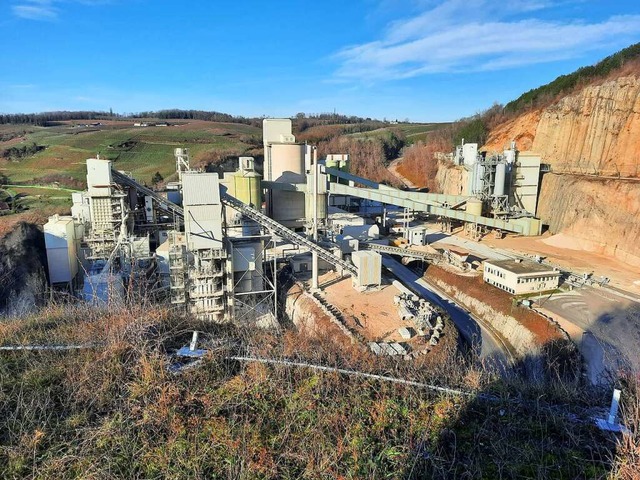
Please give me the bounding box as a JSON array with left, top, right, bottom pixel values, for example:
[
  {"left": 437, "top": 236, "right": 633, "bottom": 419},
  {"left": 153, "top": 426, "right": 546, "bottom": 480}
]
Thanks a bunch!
[
  {"left": 480, "top": 47, "right": 640, "bottom": 267},
  {"left": 0, "top": 304, "right": 635, "bottom": 479},
  {"left": 484, "top": 75, "right": 640, "bottom": 177},
  {"left": 0, "top": 120, "right": 261, "bottom": 186}
]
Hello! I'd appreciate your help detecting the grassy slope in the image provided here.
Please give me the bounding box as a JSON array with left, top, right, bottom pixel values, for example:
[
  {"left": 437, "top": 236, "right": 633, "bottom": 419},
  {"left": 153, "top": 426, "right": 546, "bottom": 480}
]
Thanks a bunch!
[
  {"left": 0, "top": 304, "right": 634, "bottom": 479},
  {"left": 0, "top": 120, "right": 260, "bottom": 189},
  {"left": 349, "top": 123, "right": 450, "bottom": 144}
]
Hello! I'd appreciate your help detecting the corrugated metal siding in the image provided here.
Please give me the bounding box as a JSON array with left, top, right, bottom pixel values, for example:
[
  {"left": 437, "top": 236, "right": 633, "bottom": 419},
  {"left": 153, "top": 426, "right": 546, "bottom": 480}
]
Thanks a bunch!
[
  {"left": 182, "top": 173, "right": 221, "bottom": 206},
  {"left": 185, "top": 205, "right": 223, "bottom": 250}
]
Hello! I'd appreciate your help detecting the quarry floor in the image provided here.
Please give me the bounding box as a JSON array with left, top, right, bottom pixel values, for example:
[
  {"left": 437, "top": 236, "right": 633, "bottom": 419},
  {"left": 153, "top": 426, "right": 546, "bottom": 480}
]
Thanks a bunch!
[
  {"left": 318, "top": 272, "right": 411, "bottom": 343},
  {"left": 421, "top": 221, "right": 640, "bottom": 298}
]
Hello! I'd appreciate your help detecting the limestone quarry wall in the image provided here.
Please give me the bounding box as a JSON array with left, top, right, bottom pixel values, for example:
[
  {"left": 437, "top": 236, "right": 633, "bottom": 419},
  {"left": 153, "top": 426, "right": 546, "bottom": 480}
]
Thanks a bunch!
[
  {"left": 436, "top": 163, "right": 468, "bottom": 196},
  {"left": 537, "top": 173, "right": 640, "bottom": 266},
  {"left": 485, "top": 76, "right": 640, "bottom": 177}
]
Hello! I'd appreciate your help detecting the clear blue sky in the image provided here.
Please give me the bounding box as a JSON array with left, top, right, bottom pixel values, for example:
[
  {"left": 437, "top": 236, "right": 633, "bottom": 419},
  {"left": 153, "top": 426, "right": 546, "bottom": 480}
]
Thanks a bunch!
[{"left": 1, "top": 0, "right": 639, "bottom": 122}]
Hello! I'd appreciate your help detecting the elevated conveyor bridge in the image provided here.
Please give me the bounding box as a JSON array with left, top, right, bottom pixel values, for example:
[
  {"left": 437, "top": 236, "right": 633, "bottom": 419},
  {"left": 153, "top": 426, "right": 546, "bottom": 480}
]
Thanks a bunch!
[
  {"left": 325, "top": 168, "right": 540, "bottom": 236},
  {"left": 360, "top": 242, "right": 442, "bottom": 262}
]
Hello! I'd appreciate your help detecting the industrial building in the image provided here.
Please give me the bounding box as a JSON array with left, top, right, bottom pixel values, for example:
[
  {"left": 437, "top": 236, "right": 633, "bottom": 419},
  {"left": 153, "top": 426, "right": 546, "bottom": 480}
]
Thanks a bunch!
[
  {"left": 483, "top": 259, "right": 561, "bottom": 295},
  {"left": 454, "top": 139, "right": 545, "bottom": 230},
  {"left": 42, "top": 119, "right": 549, "bottom": 325}
]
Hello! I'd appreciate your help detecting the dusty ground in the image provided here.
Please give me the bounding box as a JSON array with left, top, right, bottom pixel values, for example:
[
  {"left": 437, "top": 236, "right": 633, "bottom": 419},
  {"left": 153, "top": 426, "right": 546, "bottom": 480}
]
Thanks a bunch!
[
  {"left": 320, "top": 273, "right": 410, "bottom": 342},
  {"left": 482, "top": 231, "right": 640, "bottom": 296}
]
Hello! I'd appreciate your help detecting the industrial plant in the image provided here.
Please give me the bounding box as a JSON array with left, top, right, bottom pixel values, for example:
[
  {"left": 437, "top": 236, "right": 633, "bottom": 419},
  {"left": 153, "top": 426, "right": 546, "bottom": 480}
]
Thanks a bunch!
[{"left": 43, "top": 119, "right": 552, "bottom": 352}]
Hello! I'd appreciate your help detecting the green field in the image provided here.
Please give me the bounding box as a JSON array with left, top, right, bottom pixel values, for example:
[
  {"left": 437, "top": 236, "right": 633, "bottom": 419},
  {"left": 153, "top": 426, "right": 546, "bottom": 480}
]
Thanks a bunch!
[
  {"left": 348, "top": 122, "right": 450, "bottom": 144},
  {"left": 0, "top": 120, "right": 261, "bottom": 193}
]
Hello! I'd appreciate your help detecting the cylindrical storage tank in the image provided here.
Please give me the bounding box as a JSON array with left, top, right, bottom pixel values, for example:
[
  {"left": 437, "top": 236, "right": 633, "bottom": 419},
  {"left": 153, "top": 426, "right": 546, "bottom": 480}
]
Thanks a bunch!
[
  {"left": 305, "top": 193, "right": 328, "bottom": 221},
  {"left": 233, "top": 171, "right": 262, "bottom": 208},
  {"left": 268, "top": 144, "right": 305, "bottom": 182},
  {"left": 493, "top": 163, "right": 506, "bottom": 197},
  {"left": 466, "top": 199, "right": 483, "bottom": 216},
  {"left": 473, "top": 163, "right": 484, "bottom": 195},
  {"left": 270, "top": 190, "right": 305, "bottom": 227}
]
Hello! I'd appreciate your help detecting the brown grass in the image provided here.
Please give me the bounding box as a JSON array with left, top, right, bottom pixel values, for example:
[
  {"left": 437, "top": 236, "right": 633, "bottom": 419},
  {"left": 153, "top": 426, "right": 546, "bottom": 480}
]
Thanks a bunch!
[{"left": 397, "top": 135, "right": 452, "bottom": 191}]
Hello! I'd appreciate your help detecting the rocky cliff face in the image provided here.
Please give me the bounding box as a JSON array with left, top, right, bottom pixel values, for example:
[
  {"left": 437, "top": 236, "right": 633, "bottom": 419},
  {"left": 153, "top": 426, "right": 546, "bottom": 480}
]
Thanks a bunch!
[
  {"left": 485, "top": 76, "right": 640, "bottom": 177},
  {"left": 480, "top": 75, "right": 640, "bottom": 263},
  {"left": 0, "top": 222, "right": 47, "bottom": 316},
  {"left": 435, "top": 163, "right": 468, "bottom": 196},
  {"left": 537, "top": 174, "right": 640, "bottom": 266}
]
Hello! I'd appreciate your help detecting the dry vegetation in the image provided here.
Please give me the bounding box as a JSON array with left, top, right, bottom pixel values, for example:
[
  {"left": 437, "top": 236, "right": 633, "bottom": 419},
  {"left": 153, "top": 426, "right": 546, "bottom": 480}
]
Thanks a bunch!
[
  {"left": 317, "top": 136, "right": 400, "bottom": 186},
  {"left": 424, "top": 265, "right": 562, "bottom": 344},
  {"left": 0, "top": 300, "right": 636, "bottom": 478},
  {"left": 396, "top": 135, "right": 452, "bottom": 191}
]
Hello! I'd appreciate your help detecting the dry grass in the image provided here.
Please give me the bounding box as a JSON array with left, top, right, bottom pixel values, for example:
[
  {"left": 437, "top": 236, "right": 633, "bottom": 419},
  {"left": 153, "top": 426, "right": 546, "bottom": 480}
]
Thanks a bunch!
[
  {"left": 0, "top": 298, "right": 631, "bottom": 478},
  {"left": 425, "top": 265, "right": 562, "bottom": 344},
  {"left": 397, "top": 136, "right": 452, "bottom": 191}
]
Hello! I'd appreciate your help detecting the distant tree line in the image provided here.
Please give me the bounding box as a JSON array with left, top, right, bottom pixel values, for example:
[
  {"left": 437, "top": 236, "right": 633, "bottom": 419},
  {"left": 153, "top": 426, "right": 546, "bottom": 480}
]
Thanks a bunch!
[
  {"left": 0, "top": 109, "right": 384, "bottom": 129},
  {"left": 0, "top": 111, "right": 113, "bottom": 126}
]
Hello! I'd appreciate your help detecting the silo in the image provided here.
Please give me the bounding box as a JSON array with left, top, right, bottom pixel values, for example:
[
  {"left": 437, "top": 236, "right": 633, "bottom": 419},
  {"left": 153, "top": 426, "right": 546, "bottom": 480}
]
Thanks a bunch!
[
  {"left": 463, "top": 143, "right": 478, "bottom": 167},
  {"left": 268, "top": 144, "right": 305, "bottom": 182},
  {"left": 267, "top": 143, "right": 306, "bottom": 227},
  {"left": 233, "top": 170, "right": 262, "bottom": 208},
  {"left": 493, "top": 162, "right": 506, "bottom": 197},
  {"left": 466, "top": 199, "right": 483, "bottom": 216}
]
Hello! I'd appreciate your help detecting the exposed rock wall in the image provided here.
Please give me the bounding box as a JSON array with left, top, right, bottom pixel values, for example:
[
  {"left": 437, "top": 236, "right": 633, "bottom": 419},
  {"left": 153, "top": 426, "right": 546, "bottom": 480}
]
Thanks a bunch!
[
  {"left": 485, "top": 76, "right": 640, "bottom": 177},
  {"left": 436, "top": 163, "right": 468, "bottom": 196},
  {"left": 537, "top": 173, "right": 640, "bottom": 266},
  {"left": 0, "top": 222, "right": 47, "bottom": 316}
]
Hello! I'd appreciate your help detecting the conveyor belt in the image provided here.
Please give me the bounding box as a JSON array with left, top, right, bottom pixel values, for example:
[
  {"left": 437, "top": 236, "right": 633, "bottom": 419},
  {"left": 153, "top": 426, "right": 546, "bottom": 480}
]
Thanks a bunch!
[
  {"left": 111, "top": 169, "right": 357, "bottom": 277},
  {"left": 112, "top": 170, "right": 185, "bottom": 218},
  {"left": 221, "top": 192, "right": 357, "bottom": 276},
  {"left": 360, "top": 242, "right": 442, "bottom": 262}
]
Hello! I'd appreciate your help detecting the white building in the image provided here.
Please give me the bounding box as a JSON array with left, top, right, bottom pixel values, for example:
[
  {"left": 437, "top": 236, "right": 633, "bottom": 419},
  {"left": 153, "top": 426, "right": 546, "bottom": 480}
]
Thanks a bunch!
[{"left": 483, "top": 259, "right": 560, "bottom": 295}]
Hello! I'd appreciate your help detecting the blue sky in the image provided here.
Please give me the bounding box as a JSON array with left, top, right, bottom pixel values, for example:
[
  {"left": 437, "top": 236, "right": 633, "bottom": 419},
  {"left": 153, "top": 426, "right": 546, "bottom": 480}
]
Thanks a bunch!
[{"left": 1, "top": 0, "right": 639, "bottom": 121}]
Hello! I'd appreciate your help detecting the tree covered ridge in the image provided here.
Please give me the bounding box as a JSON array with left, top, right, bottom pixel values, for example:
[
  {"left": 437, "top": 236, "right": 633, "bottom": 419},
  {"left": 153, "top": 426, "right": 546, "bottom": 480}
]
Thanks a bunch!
[{"left": 505, "top": 42, "right": 640, "bottom": 114}]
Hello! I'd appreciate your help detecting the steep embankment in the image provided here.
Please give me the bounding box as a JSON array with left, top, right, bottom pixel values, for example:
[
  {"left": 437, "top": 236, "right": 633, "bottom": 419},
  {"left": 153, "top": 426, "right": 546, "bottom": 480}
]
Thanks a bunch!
[
  {"left": 485, "top": 76, "right": 640, "bottom": 177},
  {"left": 482, "top": 74, "right": 640, "bottom": 263},
  {"left": 538, "top": 174, "right": 640, "bottom": 267},
  {"left": 0, "top": 222, "right": 47, "bottom": 315}
]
